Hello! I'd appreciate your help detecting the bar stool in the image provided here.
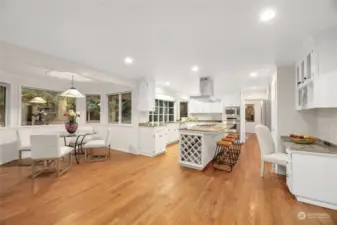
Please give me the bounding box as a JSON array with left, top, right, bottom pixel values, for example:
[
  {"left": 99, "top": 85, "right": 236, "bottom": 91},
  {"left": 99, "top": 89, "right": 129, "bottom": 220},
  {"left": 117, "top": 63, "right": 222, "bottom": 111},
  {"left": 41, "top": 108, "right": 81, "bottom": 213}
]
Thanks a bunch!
[
  {"left": 213, "top": 140, "right": 234, "bottom": 172},
  {"left": 223, "top": 134, "right": 241, "bottom": 162}
]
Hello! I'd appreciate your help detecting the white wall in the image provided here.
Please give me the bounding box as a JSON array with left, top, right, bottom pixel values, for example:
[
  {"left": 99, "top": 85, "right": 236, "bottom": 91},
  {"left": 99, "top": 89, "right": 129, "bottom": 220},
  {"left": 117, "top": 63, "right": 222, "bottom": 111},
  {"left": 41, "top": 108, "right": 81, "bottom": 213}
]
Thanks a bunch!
[
  {"left": 314, "top": 109, "right": 337, "bottom": 144},
  {"left": 275, "top": 65, "right": 317, "bottom": 153},
  {"left": 243, "top": 89, "right": 268, "bottom": 100}
]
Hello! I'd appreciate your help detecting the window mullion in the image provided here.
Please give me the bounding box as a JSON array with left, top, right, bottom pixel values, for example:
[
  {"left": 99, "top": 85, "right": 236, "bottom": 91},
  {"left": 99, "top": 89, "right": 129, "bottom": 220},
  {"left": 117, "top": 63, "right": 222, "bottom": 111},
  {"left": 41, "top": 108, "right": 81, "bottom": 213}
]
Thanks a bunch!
[{"left": 119, "top": 93, "right": 122, "bottom": 124}]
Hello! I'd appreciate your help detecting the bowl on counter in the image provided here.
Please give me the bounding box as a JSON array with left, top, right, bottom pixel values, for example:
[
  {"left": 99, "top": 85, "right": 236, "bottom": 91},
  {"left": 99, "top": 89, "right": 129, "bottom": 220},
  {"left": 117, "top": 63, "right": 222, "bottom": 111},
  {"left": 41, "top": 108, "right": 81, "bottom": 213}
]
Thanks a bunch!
[{"left": 290, "top": 134, "right": 316, "bottom": 144}]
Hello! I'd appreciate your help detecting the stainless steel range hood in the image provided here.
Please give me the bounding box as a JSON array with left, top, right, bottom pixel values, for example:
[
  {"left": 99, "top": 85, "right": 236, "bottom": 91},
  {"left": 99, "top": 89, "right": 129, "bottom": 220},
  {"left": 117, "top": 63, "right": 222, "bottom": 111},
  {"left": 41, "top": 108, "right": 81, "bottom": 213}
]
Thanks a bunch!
[{"left": 190, "top": 77, "right": 220, "bottom": 102}]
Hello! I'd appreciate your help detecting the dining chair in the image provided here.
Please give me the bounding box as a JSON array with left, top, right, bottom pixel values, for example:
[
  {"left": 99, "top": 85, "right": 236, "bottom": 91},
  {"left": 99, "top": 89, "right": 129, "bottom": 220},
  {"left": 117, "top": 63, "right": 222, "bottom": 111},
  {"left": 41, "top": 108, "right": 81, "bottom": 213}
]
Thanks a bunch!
[
  {"left": 30, "top": 134, "right": 74, "bottom": 178},
  {"left": 255, "top": 125, "right": 288, "bottom": 178},
  {"left": 82, "top": 128, "right": 112, "bottom": 161}
]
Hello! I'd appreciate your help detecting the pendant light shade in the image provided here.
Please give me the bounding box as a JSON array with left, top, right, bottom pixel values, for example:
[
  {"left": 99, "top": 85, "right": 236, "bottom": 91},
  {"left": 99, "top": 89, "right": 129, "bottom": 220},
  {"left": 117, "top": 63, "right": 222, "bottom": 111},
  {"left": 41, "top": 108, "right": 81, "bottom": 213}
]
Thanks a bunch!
[
  {"left": 29, "top": 97, "right": 47, "bottom": 104},
  {"left": 60, "top": 75, "right": 84, "bottom": 98}
]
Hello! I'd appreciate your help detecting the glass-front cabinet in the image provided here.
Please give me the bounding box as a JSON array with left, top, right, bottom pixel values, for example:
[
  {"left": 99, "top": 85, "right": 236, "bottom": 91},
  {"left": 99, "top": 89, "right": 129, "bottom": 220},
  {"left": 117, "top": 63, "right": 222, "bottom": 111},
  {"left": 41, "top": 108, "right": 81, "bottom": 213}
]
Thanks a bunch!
[{"left": 149, "top": 99, "right": 175, "bottom": 123}]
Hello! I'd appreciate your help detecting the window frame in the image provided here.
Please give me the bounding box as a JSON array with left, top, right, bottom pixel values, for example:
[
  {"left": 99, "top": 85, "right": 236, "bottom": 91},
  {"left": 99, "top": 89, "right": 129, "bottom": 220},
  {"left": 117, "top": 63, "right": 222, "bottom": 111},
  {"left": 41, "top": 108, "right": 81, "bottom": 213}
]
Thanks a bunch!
[
  {"left": 19, "top": 86, "right": 77, "bottom": 126},
  {"left": 107, "top": 91, "right": 132, "bottom": 125},
  {"left": 86, "top": 94, "right": 101, "bottom": 123},
  {"left": 149, "top": 99, "right": 175, "bottom": 123},
  {"left": 0, "top": 82, "right": 9, "bottom": 127}
]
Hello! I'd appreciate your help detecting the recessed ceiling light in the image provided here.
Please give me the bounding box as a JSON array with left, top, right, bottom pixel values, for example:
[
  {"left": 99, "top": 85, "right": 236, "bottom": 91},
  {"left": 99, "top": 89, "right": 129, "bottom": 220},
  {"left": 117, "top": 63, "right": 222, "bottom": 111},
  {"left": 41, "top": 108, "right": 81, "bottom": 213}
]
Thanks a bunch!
[
  {"left": 191, "top": 65, "right": 199, "bottom": 72},
  {"left": 124, "top": 57, "right": 133, "bottom": 65},
  {"left": 260, "top": 8, "right": 276, "bottom": 22},
  {"left": 250, "top": 72, "right": 257, "bottom": 77},
  {"left": 165, "top": 81, "right": 170, "bottom": 86}
]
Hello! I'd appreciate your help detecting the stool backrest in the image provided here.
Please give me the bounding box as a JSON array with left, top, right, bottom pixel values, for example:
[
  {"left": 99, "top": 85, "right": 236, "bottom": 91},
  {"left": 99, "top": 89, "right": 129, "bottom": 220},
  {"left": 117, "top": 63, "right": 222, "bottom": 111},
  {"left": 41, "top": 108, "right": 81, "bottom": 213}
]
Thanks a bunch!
[
  {"left": 30, "top": 134, "right": 61, "bottom": 159},
  {"left": 255, "top": 124, "right": 276, "bottom": 156}
]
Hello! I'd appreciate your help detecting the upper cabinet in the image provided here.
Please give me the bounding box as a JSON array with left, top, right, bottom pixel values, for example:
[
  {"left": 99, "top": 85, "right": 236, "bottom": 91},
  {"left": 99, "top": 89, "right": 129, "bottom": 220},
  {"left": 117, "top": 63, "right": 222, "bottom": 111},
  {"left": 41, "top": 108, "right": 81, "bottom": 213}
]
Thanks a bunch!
[
  {"left": 188, "top": 99, "right": 222, "bottom": 114},
  {"left": 138, "top": 79, "right": 155, "bottom": 111},
  {"left": 296, "top": 35, "right": 337, "bottom": 110},
  {"left": 223, "top": 93, "right": 241, "bottom": 107}
]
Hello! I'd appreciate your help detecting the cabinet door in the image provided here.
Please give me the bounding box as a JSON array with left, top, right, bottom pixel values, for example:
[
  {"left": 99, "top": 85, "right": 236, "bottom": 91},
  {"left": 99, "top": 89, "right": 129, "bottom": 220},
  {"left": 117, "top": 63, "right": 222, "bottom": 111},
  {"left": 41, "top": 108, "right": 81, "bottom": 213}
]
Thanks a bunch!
[
  {"left": 201, "top": 102, "right": 210, "bottom": 113},
  {"left": 188, "top": 100, "right": 196, "bottom": 113},
  {"left": 155, "top": 133, "right": 164, "bottom": 153},
  {"left": 310, "top": 50, "right": 319, "bottom": 78}
]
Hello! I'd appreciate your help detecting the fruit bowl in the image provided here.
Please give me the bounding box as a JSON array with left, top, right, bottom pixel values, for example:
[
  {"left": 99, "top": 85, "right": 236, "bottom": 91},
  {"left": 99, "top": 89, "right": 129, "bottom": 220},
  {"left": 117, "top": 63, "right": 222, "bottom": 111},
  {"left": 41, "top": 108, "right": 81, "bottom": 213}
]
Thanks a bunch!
[
  {"left": 290, "top": 134, "right": 316, "bottom": 144},
  {"left": 290, "top": 137, "right": 316, "bottom": 144}
]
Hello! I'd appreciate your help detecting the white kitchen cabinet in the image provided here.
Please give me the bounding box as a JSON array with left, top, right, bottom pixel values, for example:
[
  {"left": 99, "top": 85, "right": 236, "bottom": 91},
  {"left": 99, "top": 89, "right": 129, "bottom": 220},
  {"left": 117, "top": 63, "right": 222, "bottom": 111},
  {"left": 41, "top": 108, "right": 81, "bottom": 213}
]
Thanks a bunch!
[
  {"left": 138, "top": 126, "right": 167, "bottom": 157},
  {"left": 138, "top": 79, "right": 155, "bottom": 111},
  {"left": 296, "top": 72, "right": 337, "bottom": 110},
  {"left": 286, "top": 149, "right": 337, "bottom": 210},
  {"left": 296, "top": 35, "right": 337, "bottom": 110},
  {"left": 209, "top": 101, "right": 223, "bottom": 113},
  {"left": 223, "top": 93, "right": 241, "bottom": 107},
  {"left": 189, "top": 99, "right": 222, "bottom": 114},
  {"left": 166, "top": 123, "right": 180, "bottom": 144}
]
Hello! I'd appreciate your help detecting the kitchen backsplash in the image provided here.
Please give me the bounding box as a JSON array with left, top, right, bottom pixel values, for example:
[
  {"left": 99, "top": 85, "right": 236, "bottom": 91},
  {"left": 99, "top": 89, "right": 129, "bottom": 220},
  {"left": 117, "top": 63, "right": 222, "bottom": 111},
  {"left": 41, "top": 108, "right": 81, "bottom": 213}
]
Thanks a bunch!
[{"left": 314, "top": 108, "right": 337, "bottom": 144}]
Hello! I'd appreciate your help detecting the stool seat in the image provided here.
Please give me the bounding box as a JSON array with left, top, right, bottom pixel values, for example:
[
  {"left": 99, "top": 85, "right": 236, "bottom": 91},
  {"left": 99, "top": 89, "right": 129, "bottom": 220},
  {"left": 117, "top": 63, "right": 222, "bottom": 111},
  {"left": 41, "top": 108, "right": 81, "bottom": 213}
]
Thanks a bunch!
[
  {"left": 222, "top": 137, "right": 235, "bottom": 142},
  {"left": 216, "top": 141, "right": 232, "bottom": 147}
]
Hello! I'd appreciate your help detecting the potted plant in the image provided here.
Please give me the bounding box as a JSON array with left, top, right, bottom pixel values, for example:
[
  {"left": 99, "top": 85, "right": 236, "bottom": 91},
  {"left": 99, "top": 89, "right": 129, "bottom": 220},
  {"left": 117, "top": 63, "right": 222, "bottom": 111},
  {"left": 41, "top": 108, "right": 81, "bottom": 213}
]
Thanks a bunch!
[{"left": 64, "top": 110, "right": 80, "bottom": 133}]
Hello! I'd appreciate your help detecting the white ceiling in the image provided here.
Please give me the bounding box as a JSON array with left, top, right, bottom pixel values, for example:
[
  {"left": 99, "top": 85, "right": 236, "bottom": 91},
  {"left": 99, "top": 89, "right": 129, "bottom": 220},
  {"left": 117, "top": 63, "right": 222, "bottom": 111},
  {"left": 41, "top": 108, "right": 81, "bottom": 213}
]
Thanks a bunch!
[{"left": 1, "top": 0, "right": 337, "bottom": 96}]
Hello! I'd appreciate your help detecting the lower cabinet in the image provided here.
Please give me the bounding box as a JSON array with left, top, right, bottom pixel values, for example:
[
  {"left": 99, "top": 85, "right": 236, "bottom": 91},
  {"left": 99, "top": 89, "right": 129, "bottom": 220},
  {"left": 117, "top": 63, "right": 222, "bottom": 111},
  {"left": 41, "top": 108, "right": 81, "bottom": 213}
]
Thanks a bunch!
[
  {"left": 138, "top": 126, "right": 167, "bottom": 157},
  {"left": 286, "top": 150, "right": 337, "bottom": 210},
  {"left": 166, "top": 123, "right": 180, "bottom": 144},
  {"left": 138, "top": 124, "right": 180, "bottom": 157}
]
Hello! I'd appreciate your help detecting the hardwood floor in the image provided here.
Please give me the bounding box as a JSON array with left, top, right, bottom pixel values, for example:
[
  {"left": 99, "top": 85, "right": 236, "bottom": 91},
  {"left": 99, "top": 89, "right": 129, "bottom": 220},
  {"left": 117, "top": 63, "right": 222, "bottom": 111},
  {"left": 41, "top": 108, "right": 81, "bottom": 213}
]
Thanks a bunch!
[{"left": 0, "top": 135, "right": 336, "bottom": 225}]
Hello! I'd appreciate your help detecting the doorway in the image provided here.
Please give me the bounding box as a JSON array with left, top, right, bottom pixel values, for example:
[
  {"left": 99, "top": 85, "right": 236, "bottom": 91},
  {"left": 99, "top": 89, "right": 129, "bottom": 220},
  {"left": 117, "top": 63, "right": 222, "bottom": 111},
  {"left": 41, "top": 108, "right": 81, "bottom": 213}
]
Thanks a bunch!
[{"left": 245, "top": 100, "right": 262, "bottom": 133}]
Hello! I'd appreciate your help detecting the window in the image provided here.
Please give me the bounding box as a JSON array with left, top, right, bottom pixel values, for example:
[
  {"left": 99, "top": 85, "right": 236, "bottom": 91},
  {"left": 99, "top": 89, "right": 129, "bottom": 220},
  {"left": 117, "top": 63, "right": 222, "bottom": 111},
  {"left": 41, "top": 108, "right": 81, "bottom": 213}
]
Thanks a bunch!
[
  {"left": 0, "top": 85, "right": 6, "bottom": 127},
  {"left": 86, "top": 95, "right": 100, "bottom": 123},
  {"left": 121, "top": 93, "right": 132, "bottom": 124},
  {"left": 21, "top": 87, "right": 76, "bottom": 126},
  {"left": 108, "top": 92, "right": 132, "bottom": 124},
  {"left": 180, "top": 102, "right": 188, "bottom": 118},
  {"left": 149, "top": 99, "right": 175, "bottom": 123}
]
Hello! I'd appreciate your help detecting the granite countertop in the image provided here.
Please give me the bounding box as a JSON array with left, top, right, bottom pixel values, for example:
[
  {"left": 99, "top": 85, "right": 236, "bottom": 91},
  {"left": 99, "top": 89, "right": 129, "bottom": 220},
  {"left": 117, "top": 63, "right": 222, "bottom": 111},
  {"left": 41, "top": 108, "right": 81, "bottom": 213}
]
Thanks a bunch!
[
  {"left": 138, "top": 122, "right": 167, "bottom": 127},
  {"left": 281, "top": 136, "right": 337, "bottom": 155},
  {"left": 138, "top": 120, "right": 223, "bottom": 127},
  {"left": 179, "top": 124, "right": 234, "bottom": 134}
]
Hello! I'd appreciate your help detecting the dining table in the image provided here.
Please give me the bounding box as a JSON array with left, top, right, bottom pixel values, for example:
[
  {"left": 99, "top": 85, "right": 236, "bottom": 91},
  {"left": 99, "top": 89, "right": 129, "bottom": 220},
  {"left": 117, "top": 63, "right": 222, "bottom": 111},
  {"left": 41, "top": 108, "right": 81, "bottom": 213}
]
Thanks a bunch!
[{"left": 60, "top": 131, "right": 97, "bottom": 164}]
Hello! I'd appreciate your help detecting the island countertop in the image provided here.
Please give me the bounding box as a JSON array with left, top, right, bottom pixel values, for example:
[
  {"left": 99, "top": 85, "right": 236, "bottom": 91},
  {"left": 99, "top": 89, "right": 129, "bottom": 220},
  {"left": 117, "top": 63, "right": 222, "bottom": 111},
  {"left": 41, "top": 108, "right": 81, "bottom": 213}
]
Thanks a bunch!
[
  {"left": 281, "top": 136, "right": 337, "bottom": 156},
  {"left": 179, "top": 124, "right": 235, "bottom": 134}
]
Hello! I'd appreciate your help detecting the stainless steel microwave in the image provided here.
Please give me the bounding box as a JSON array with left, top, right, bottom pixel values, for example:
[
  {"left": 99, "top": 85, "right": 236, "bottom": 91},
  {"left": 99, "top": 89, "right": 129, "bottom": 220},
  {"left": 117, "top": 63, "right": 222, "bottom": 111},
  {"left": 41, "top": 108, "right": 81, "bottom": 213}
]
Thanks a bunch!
[{"left": 225, "top": 107, "right": 240, "bottom": 116}]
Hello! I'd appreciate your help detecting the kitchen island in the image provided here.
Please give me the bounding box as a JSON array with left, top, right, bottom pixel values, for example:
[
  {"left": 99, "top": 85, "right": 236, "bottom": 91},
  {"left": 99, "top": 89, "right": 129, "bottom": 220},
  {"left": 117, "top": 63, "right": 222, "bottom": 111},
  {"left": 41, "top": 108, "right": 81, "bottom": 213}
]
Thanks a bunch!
[{"left": 179, "top": 124, "right": 234, "bottom": 170}]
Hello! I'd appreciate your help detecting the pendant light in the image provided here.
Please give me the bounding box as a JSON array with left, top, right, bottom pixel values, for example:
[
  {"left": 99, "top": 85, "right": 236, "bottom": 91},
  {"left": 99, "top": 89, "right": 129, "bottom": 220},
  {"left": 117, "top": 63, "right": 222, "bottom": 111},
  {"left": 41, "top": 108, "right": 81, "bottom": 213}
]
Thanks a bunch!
[
  {"left": 29, "top": 97, "right": 47, "bottom": 104},
  {"left": 60, "top": 75, "right": 84, "bottom": 98}
]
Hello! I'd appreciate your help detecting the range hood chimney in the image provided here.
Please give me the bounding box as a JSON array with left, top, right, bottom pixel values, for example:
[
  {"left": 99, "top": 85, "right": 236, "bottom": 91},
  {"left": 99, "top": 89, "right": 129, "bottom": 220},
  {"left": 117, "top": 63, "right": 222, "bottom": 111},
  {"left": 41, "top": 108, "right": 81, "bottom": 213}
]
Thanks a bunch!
[{"left": 190, "top": 77, "right": 220, "bottom": 102}]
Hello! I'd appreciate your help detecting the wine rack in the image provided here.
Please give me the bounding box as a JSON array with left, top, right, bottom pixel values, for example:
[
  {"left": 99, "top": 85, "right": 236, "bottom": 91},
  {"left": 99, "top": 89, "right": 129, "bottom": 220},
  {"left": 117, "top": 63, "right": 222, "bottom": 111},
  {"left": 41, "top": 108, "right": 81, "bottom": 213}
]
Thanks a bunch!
[{"left": 180, "top": 134, "right": 202, "bottom": 165}]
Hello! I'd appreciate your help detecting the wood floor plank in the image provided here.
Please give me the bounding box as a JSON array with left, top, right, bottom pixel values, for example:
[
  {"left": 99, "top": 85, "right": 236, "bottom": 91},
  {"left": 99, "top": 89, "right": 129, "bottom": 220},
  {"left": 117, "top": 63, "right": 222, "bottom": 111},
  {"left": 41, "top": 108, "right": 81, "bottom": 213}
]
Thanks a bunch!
[{"left": 0, "top": 135, "right": 336, "bottom": 225}]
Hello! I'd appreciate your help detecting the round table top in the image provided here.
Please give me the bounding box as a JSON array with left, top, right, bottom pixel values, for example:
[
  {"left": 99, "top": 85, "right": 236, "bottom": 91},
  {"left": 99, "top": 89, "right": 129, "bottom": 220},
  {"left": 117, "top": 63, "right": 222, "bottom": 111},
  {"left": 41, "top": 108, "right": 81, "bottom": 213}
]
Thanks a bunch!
[{"left": 59, "top": 131, "right": 97, "bottom": 138}]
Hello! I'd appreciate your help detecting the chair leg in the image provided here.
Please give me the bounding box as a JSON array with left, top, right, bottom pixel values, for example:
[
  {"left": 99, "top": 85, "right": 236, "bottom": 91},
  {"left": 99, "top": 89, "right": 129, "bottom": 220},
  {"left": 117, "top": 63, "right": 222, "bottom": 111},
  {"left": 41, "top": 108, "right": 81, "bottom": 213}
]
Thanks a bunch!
[
  {"left": 56, "top": 159, "right": 61, "bottom": 177},
  {"left": 261, "top": 161, "right": 265, "bottom": 178},
  {"left": 31, "top": 160, "right": 36, "bottom": 178},
  {"left": 69, "top": 152, "right": 72, "bottom": 169}
]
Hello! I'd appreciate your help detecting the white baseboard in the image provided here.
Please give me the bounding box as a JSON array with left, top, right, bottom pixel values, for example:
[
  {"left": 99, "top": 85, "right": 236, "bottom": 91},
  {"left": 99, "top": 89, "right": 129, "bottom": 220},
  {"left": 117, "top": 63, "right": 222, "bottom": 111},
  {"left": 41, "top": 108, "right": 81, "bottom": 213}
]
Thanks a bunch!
[{"left": 296, "top": 196, "right": 337, "bottom": 210}]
